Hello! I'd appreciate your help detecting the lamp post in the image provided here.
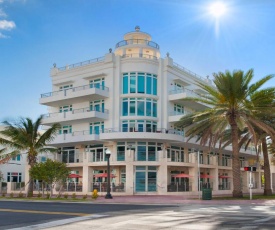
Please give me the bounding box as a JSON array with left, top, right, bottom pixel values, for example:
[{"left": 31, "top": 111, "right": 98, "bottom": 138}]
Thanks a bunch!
[{"left": 105, "top": 148, "right": 113, "bottom": 199}]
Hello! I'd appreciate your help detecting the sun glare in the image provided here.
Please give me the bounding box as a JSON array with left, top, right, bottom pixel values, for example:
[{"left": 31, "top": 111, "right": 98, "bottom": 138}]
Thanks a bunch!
[{"left": 209, "top": 2, "right": 226, "bottom": 18}]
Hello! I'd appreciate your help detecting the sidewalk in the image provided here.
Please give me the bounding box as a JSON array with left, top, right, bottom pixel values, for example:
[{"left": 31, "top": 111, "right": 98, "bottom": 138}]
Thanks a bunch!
[{"left": 91, "top": 195, "right": 275, "bottom": 206}]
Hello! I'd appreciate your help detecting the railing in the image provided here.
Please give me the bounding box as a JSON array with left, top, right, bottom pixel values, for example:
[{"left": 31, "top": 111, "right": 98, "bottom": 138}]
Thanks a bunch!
[
  {"left": 89, "top": 152, "right": 105, "bottom": 163},
  {"left": 103, "top": 127, "right": 184, "bottom": 136},
  {"left": 169, "top": 88, "right": 210, "bottom": 99},
  {"left": 41, "top": 84, "right": 109, "bottom": 98},
  {"left": 33, "top": 182, "right": 51, "bottom": 192},
  {"left": 199, "top": 182, "right": 213, "bottom": 189},
  {"left": 58, "top": 182, "right": 82, "bottom": 192},
  {"left": 173, "top": 62, "right": 207, "bottom": 82},
  {"left": 218, "top": 182, "right": 231, "bottom": 190},
  {"left": 116, "top": 39, "right": 160, "bottom": 49},
  {"left": 11, "top": 182, "right": 25, "bottom": 191},
  {"left": 57, "top": 151, "right": 83, "bottom": 163},
  {"left": 169, "top": 111, "right": 185, "bottom": 116},
  {"left": 121, "top": 53, "right": 158, "bottom": 60},
  {"left": 0, "top": 182, "right": 7, "bottom": 193},
  {"left": 43, "top": 107, "right": 109, "bottom": 119},
  {"left": 57, "top": 56, "right": 104, "bottom": 71},
  {"left": 167, "top": 182, "right": 192, "bottom": 192},
  {"left": 91, "top": 182, "right": 125, "bottom": 192}
]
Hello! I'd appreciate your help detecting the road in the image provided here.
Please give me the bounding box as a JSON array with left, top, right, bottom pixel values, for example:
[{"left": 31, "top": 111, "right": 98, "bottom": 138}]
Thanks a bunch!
[
  {"left": 0, "top": 200, "right": 174, "bottom": 230},
  {"left": 1, "top": 200, "right": 275, "bottom": 229}
]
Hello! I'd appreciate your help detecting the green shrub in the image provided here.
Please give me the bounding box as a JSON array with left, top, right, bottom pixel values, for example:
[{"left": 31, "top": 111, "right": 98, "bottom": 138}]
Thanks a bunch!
[
  {"left": 37, "top": 193, "right": 42, "bottom": 198},
  {"left": 56, "top": 194, "right": 62, "bottom": 199},
  {"left": 63, "top": 193, "right": 68, "bottom": 199},
  {"left": 18, "top": 192, "right": 24, "bottom": 198},
  {"left": 72, "top": 193, "right": 77, "bottom": 199},
  {"left": 2, "top": 193, "right": 6, "bottom": 197},
  {"left": 82, "top": 194, "right": 87, "bottom": 200},
  {"left": 46, "top": 193, "right": 50, "bottom": 199},
  {"left": 10, "top": 193, "right": 14, "bottom": 198}
]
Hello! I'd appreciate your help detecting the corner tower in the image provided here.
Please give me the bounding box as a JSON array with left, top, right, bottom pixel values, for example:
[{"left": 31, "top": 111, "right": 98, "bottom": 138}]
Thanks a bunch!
[{"left": 115, "top": 26, "right": 160, "bottom": 59}]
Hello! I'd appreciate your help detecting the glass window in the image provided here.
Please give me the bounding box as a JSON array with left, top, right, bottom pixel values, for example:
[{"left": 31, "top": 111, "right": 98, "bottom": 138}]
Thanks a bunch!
[
  {"left": 153, "top": 101, "right": 157, "bottom": 117},
  {"left": 122, "top": 99, "right": 128, "bottom": 116},
  {"left": 146, "top": 76, "right": 152, "bottom": 94},
  {"left": 59, "top": 125, "right": 72, "bottom": 134},
  {"left": 129, "top": 100, "right": 135, "bottom": 115},
  {"left": 137, "top": 100, "right": 145, "bottom": 116},
  {"left": 123, "top": 75, "right": 128, "bottom": 94},
  {"left": 138, "top": 74, "right": 145, "bottom": 93},
  {"left": 153, "top": 77, "right": 157, "bottom": 95},
  {"left": 130, "top": 75, "right": 136, "bottom": 93},
  {"left": 117, "top": 146, "right": 125, "bottom": 161}
]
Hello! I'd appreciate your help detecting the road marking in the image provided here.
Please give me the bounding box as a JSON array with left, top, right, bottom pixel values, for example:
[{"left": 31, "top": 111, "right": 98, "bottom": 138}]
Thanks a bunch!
[
  {"left": 0, "top": 208, "right": 89, "bottom": 216},
  {"left": 9, "top": 214, "right": 107, "bottom": 230}
]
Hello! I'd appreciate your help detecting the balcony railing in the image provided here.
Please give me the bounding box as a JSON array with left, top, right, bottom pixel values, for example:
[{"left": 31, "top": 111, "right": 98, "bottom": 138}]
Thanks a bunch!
[
  {"left": 173, "top": 62, "right": 207, "bottom": 82},
  {"left": 103, "top": 128, "right": 184, "bottom": 136},
  {"left": 43, "top": 107, "right": 109, "bottom": 119},
  {"left": 41, "top": 84, "right": 109, "bottom": 98},
  {"left": 57, "top": 56, "right": 104, "bottom": 71},
  {"left": 169, "top": 111, "right": 185, "bottom": 116},
  {"left": 116, "top": 39, "right": 159, "bottom": 49},
  {"left": 121, "top": 53, "right": 158, "bottom": 60},
  {"left": 169, "top": 88, "right": 210, "bottom": 99}
]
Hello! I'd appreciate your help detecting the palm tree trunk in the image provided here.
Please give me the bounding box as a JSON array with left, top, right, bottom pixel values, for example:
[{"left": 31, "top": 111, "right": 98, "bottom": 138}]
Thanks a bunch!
[
  {"left": 230, "top": 118, "right": 243, "bottom": 198},
  {"left": 262, "top": 138, "right": 272, "bottom": 195},
  {"left": 27, "top": 154, "right": 36, "bottom": 197}
]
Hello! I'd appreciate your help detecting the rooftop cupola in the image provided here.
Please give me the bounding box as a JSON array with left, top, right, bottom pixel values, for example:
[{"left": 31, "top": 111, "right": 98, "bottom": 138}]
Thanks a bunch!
[{"left": 115, "top": 26, "right": 160, "bottom": 59}]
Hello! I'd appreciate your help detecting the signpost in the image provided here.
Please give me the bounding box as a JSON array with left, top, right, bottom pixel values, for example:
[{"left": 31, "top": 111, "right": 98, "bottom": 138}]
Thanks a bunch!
[{"left": 244, "top": 166, "right": 256, "bottom": 200}]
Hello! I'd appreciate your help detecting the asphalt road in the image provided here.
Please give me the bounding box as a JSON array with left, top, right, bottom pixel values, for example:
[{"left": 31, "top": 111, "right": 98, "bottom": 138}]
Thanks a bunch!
[
  {"left": 2, "top": 200, "right": 275, "bottom": 229},
  {"left": 0, "top": 200, "right": 175, "bottom": 230}
]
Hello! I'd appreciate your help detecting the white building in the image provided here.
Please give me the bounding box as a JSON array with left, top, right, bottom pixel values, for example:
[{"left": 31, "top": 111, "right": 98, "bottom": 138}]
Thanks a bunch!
[{"left": 40, "top": 26, "right": 264, "bottom": 196}]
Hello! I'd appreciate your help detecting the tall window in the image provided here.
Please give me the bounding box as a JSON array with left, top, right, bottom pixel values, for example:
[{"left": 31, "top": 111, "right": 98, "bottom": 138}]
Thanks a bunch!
[
  {"left": 122, "top": 120, "right": 157, "bottom": 133},
  {"left": 59, "top": 84, "right": 73, "bottom": 90},
  {"left": 122, "top": 98, "right": 157, "bottom": 117},
  {"left": 90, "top": 78, "right": 105, "bottom": 89},
  {"left": 122, "top": 72, "right": 157, "bottom": 95},
  {"left": 90, "top": 122, "right": 104, "bottom": 135},
  {"left": 59, "top": 105, "right": 72, "bottom": 113},
  {"left": 90, "top": 100, "right": 105, "bottom": 112},
  {"left": 174, "top": 104, "right": 184, "bottom": 115},
  {"left": 59, "top": 125, "right": 72, "bottom": 134}
]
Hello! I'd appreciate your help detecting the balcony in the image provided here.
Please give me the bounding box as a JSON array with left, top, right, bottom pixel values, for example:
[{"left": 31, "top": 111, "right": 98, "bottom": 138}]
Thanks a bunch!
[
  {"left": 116, "top": 39, "right": 159, "bottom": 49},
  {"left": 57, "top": 56, "right": 104, "bottom": 72},
  {"left": 42, "top": 107, "right": 109, "bottom": 125},
  {"left": 40, "top": 84, "right": 109, "bottom": 106},
  {"left": 168, "top": 111, "right": 186, "bottom": 123},
  {"left": 50, "top": 130, "right": 100, "bottom": 146},
  {"left": 169, "top": 88, "right": 209, "bottom": 111},
  {"left": 100, "top": 128, "right": 184, "bottom": 143},
  {"left": 121, "top": 53, "right": 158, "bottom": 60}
]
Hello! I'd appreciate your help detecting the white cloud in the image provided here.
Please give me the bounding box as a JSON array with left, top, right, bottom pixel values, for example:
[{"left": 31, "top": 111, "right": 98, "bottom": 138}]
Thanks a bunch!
[{"left": 0, "top": 20, "right": 15, "bottom": 30}]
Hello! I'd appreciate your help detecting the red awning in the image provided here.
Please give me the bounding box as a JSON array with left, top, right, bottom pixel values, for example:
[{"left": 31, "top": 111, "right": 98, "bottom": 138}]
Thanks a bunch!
[
  {"left": 172, "top": 173, "right": 193, "bottom": 178},
  {"left": 94, "top": 173, "right": 116, "bottom": 178},
  {"left": 199, "top": 174, "right": 213, "bottom": 179},
  {"left": 68, "top": 174, "right": 82, "bottom": 178}
]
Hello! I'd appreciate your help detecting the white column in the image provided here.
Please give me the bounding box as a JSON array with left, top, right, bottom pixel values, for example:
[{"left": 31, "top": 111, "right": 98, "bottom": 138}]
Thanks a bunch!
[{"left": 82, "top": 166, "right": 93, "bottom": 194}]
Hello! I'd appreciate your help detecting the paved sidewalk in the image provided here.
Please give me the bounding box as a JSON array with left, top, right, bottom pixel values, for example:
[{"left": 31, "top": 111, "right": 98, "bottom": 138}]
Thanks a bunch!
[{"left": 91, "top": 195, "right": 275, "bottom": 206}]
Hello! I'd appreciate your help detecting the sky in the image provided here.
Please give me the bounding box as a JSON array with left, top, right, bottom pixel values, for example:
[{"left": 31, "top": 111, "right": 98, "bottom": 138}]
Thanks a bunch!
[{"left": 0, "top": 0, "right": 275, "bottom": 122}]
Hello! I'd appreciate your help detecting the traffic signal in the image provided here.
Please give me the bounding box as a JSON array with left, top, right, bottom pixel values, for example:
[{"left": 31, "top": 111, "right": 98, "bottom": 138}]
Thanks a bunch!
[{"left": 244, "top": 166, "right": 256, "bottom": 172}]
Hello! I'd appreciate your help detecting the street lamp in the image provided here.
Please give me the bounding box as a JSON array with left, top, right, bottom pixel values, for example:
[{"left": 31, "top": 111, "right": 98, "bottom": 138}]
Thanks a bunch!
[{"left": 105, "top": 148, "right": 113, "bottom": 199}]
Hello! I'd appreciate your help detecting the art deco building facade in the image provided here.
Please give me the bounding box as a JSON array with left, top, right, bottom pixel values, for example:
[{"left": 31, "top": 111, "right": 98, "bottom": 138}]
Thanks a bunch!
[{"left": 40, "top": 27, "right": 262, "bottom": 195}]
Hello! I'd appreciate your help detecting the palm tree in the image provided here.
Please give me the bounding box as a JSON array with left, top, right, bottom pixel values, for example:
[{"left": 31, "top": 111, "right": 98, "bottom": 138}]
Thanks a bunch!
[
  {"left": 176, "top": 69, "right": 275, "bottom": 198},
  {"left": 0, "top": 115, "right": 60, "bottom": 196}
]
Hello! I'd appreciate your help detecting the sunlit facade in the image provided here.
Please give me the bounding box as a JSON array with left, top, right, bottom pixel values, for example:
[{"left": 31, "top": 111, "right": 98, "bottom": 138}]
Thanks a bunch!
[{"left": 39, "top": 27, "right": 264, "bottom": 196}]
